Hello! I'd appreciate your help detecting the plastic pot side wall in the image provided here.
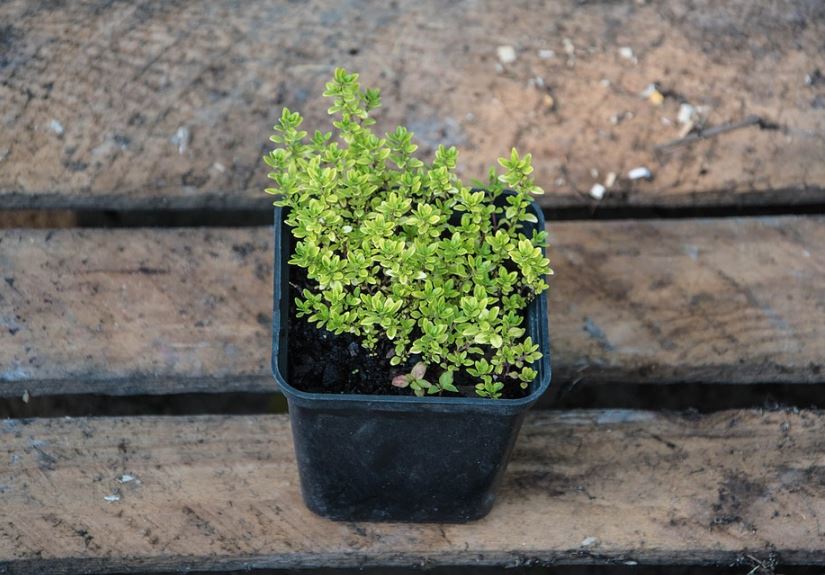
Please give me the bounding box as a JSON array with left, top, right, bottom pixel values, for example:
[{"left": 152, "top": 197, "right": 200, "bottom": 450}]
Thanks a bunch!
[{"left": 271, "top": 198, "right": 552, "bottom": 522}]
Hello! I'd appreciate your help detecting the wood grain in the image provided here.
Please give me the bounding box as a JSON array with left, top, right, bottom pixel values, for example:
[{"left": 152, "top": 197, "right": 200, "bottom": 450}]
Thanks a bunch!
[
  {"left": 549, "top": 216, "right": 825, "bottom": 387},
  {"left": 0, "top": 228, "right": 274, "bottom": 397},
  {"left": 1, "top": 0, "right": 823, "bottom": 210},
  {"left": 1, "top": 409, "right": 823, "bottom": 573},
  {"left": 1, "top": 217, "right": 822, "bottom": 398}
]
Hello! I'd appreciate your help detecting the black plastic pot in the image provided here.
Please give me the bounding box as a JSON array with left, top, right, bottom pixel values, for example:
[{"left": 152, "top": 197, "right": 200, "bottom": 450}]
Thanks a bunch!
[{"left": 271, "top": 199, "right": 551, "bottom": 522}]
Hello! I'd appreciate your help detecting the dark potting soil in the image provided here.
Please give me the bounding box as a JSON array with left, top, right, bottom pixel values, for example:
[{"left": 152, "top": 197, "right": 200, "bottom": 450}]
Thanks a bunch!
[{"left": 286, "top": 266, "right": 529, "bottom": 399}]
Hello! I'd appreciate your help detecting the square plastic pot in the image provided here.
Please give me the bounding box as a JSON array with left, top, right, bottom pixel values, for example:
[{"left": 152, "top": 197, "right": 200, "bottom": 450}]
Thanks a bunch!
[{"left": 271, "top": 199, "right": 552, "bottom": 522}]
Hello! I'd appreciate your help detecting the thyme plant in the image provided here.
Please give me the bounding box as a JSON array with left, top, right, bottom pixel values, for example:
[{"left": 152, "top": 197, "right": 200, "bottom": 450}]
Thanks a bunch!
[{"left": 265, "top": 68, "right": 552, "bottom": 399}]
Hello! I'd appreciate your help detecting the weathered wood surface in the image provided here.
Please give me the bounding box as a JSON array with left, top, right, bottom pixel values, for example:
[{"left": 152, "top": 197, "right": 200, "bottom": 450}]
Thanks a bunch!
[
  {"left": 0, "top": 228, "right": 274, "bottom": 397},
  {"left": 1, "top": 0, "right": 824, "bottom": 210},
  {"left": 1, "top": 217, "right": 822, "bottom": 398},
  {"left": 548, "top": 216, "right": 825, "bottom": 388},
  {"left": 1, "top": 409, "right": 823, "bottom": 573}
]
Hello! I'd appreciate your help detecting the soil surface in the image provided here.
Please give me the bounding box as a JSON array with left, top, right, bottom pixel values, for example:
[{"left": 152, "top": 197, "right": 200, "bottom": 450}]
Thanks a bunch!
[{"left": 286, "top": 266, "right": 528, "bottom": 399}]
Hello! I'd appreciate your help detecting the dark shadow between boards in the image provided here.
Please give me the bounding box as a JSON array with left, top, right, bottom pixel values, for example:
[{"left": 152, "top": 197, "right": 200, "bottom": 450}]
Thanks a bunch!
[
  {"left": 3, "top": 199, "right": 825, "bottom": 230},
  {"left": 69, "top": 200, "right": 825, "bottom": 227},
  {"left": 2, "top": 382, "right": 823, "bottom": 419}
]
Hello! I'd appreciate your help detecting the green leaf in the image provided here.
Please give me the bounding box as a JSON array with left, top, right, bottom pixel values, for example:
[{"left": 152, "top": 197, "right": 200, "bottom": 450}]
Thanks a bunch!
[{"left": 438, "top": 370, "right": 454, "bottom": 389}]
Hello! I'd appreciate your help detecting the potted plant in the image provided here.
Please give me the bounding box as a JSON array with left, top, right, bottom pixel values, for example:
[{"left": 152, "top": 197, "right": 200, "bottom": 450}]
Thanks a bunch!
[{"left": 265, "top": 68, "right": 553, "bottom": 522}]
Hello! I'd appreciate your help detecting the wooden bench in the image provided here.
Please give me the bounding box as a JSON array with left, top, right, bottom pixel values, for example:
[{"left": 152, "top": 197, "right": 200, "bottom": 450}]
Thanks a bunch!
[{"left": 2, "top": 0, "right": 825, "bottom": 572}]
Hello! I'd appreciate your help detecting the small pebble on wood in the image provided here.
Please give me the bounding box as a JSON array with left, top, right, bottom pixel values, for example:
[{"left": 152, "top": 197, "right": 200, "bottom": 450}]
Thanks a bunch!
[
  {"left": 678, "top": 103, "right": 696, "bottom": 125},
  {"left": 628, "top": 167, "right": 653, "bottom": 181},
  {"left": 605, "top": 172, "right": 617, "bottom": 188},
  {"left": 496, "top": 45, "right": 517, "bottom": 64},
  {"left": 618, "top": 47, "right": 635, "bottom": 61},
  {"left": 171, "top": 127, "right": 190, "bottom": 155},
  {"left": 590, "top": 184, "right": 606, "bottom": 200},
  {"left": 581, "top": 536, "right": 599, "bottom": 547},
  {"left": 48, "top": 119, "right": 64, "bottom": 136}
]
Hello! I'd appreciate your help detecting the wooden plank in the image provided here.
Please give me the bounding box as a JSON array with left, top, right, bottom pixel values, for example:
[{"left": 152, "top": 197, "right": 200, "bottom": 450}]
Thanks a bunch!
[
  {"left": 1, "top": 217, "right": 823, "bottom": 399},
  {"left": 1, "top": 409, "right": 823, "bottom": 573},
  {"left": 0, "top": 228, "right": 274, "bottom": 397},
  {"left": 549, "top": 216, "right": 825, "bottom": 387},
  {"left": 1, "top": 0, "right": 823, "bottom": 210}
]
